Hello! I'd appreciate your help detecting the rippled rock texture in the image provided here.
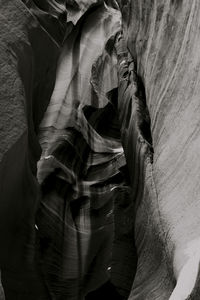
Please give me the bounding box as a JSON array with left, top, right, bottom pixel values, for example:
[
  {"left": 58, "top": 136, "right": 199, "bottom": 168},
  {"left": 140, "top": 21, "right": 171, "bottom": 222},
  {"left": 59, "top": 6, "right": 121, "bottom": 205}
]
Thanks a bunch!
[
  {"left": 120, "top": 1, "right": 200, "bottom": 299},
  {"left": 1, "top": 0, "right": 200, "bottom": 299}
]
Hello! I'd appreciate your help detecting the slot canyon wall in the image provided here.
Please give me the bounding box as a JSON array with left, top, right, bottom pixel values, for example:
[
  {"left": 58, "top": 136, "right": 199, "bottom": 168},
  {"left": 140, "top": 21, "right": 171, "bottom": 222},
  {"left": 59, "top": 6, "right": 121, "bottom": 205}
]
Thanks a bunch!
[{"left": 1, "top": 0, "right": 200, "bottom": 299}]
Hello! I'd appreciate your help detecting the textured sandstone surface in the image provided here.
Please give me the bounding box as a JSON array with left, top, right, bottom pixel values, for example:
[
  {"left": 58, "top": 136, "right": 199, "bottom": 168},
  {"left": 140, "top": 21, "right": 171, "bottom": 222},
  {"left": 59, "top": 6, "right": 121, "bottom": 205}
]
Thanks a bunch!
[
  {"left": 1, "top": 1, "right": 200, "bottom": 299},
  {"left": 119, "top": 1, "right": 200, "bottom": 299}
]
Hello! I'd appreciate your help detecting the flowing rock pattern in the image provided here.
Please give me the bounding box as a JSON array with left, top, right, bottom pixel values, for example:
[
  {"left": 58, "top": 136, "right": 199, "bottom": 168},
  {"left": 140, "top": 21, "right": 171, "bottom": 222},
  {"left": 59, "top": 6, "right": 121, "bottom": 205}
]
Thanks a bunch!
[
  {"left": 119, "top": 1, "right": 200, "bottom": 299},
  {"left": 1, "top": 0, "right": 200, "bottom": 299}
]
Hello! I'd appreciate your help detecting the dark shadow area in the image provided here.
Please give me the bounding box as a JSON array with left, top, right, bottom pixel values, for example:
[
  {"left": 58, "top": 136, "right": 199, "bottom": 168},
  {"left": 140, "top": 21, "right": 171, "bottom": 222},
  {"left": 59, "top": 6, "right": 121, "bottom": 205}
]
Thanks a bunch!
[{"left": 85, "top": 280, "right": 127, "bottom": 300}]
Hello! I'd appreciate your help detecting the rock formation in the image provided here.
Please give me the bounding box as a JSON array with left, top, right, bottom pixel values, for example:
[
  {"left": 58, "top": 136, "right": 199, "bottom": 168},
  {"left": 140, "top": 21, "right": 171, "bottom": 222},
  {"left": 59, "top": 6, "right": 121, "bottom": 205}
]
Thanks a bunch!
[{"left": 1, "top": 0, "right": 200, "bottom": 299}]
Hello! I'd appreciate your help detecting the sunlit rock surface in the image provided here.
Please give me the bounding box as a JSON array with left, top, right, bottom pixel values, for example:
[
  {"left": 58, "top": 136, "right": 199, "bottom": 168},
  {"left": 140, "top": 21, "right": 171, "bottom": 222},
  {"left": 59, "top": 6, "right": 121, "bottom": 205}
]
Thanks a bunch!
[{"left": 120, "top": 0, "right": 200, "bottom": 299}]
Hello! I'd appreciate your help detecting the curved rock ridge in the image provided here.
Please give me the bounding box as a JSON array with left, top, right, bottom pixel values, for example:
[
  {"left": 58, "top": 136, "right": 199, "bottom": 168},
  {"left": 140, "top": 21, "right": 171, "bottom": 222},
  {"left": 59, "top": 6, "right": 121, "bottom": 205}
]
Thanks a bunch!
[
  {"left": 36, "top": 3, "right": 129, "bottom": 299},
  {"left": 119, "top": 1, "right": 200, "bottom": 299}
]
